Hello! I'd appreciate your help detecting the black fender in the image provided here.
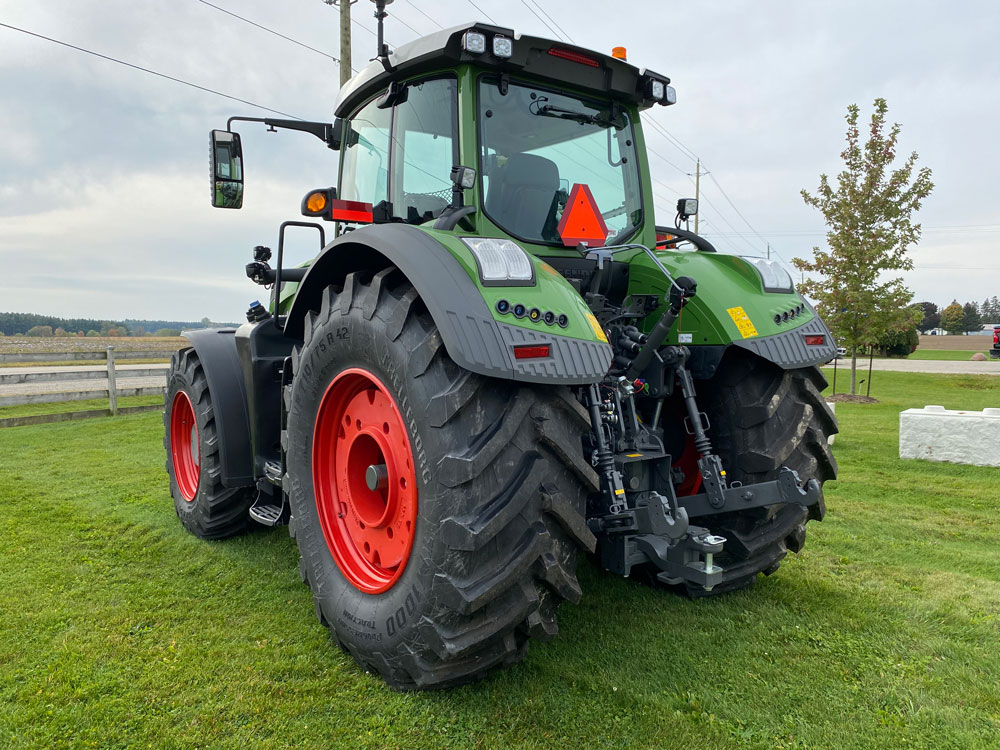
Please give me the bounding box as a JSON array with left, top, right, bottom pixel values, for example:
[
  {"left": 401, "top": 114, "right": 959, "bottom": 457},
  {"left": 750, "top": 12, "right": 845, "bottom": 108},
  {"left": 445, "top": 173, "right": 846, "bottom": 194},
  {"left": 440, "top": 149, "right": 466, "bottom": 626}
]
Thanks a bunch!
[
  {"left": 284, "top": 223, "right": 611, "bottom": 384},
  {"left": 181, "top": 328, "right": 254, "bottom": 489}
]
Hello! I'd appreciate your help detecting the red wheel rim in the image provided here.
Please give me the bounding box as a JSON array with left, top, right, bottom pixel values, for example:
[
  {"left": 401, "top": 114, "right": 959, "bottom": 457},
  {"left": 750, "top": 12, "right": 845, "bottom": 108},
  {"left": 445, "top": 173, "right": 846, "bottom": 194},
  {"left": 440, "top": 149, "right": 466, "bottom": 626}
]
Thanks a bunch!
[
  {"left": 170, "top": 390, "right": 200, "bottom": 501},
  {"left": 312, "top": 368, "right": 418, "bottom": 594}
]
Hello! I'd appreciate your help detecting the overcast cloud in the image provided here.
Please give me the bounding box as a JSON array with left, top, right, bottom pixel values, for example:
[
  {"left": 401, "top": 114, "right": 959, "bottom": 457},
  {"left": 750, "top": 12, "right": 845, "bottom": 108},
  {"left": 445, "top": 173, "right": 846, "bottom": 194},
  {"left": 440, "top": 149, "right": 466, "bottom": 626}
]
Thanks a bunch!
[{"left": 1, "top": 0, "right": 997, "bottom": 322}]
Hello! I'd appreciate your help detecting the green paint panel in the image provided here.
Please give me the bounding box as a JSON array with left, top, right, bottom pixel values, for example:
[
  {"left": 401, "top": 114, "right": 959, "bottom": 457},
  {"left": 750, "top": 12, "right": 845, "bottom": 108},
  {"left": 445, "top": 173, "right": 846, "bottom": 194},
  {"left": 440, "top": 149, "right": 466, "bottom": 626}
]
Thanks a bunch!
[
  {"left": 626, "top": 249, "right": 815, "bottom": 345},
  {"left": 420, "top": 229, "right": 605, "bottom": 343}
]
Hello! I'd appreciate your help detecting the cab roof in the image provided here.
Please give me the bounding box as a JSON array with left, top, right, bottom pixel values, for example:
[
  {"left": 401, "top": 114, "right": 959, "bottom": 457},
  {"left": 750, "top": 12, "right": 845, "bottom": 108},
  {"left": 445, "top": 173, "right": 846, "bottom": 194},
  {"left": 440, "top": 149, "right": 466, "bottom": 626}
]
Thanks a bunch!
[{"left": 334, "top": 22, "right": 671, "bottom": 118}]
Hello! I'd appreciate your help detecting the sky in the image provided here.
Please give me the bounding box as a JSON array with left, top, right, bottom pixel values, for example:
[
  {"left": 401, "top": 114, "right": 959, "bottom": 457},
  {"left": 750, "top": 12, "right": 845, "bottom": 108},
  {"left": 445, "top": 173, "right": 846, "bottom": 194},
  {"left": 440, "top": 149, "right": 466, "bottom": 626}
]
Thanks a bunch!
[{"left": 1, "top": 0, "right": 998, "bottom": 323}]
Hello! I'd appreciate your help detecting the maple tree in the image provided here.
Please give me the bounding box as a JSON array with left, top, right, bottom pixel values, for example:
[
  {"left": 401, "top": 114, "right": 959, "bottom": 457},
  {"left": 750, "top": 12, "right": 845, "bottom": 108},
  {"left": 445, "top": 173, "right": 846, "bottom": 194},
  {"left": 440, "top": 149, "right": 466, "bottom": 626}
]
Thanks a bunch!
[{"left": 794, "top": 98, "right": 933, "bottom": 393}]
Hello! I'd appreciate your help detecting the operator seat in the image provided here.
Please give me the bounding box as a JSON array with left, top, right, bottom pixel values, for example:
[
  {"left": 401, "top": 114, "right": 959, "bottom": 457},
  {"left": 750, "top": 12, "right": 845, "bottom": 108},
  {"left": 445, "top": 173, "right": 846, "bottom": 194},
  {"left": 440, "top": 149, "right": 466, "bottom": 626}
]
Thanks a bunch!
[{"left": 485, "top": 153, "right": 559, "bottom": 239}]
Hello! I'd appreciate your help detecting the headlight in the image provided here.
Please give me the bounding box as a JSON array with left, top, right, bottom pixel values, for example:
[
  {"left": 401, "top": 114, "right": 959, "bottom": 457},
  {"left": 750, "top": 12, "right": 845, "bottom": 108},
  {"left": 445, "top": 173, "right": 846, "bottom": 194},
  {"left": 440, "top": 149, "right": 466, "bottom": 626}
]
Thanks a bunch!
[
  {"left": 462, "top": 238, "right": 535, "bottom": 285},
  {"left": 743, "top": 257, "right": 794, "bottom": 293}
]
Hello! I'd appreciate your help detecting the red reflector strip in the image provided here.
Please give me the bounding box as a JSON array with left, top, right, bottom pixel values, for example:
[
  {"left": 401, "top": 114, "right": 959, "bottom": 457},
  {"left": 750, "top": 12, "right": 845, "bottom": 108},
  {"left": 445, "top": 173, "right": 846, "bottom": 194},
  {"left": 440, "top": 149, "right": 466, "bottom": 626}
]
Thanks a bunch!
[
  {"left": 513, "top": 344, "right": 551, "bottom": 360},
  {"left": 330, "top": 199, "right": 373, "bottom": 223},
  {"left": 548, "top": 47, "right": 600, "bottom": 67},
  {"left": 804, "top": 335, "right": 825, "bottom": 346}
]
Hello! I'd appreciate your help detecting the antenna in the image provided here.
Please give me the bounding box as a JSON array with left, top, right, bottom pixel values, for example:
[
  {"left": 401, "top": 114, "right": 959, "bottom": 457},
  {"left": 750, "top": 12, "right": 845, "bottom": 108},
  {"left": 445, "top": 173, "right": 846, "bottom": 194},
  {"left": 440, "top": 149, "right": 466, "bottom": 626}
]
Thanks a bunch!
[{"left": 371, "top": 0, "right": 393, "bottom": 71}]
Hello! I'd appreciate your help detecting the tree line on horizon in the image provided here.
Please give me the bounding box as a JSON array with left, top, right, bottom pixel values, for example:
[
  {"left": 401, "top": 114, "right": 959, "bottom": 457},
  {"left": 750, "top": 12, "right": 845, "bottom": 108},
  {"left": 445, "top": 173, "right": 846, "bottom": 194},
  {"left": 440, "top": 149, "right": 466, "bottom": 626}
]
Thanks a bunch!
[
  {"left": 916, "top": 298, "right": 1000, "bottom": 335},
  {"left": 0, "top": 312, "right": 237, "bottom": 338}
]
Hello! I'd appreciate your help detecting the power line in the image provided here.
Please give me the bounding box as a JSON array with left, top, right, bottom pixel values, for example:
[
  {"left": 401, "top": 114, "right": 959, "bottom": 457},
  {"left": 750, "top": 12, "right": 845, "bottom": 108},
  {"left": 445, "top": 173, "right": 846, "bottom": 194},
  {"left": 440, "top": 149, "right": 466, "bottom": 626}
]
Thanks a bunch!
[
  {"left": 524, "top": 0, "right": 574, "bottom": 44},
  {"left": 409, "top": 1, "right": 445, "bottom": 30},
  {"left": 465, "top": 0, "right": 497, "bottom": 24},
  {"left": 0, "top": 21, "right": 302, "bottom": 119},
  {"left": 705, "top": 172, "right": 776, "bottom": 256},
  {"left": 518, "top": 0, "right": 565, "bottom": 41},
  {"left": 196, "top": 0, "right": 340, "bottom": 63},
  {"left": 378, "top": 4, "right": 421, "bottom": 36}
]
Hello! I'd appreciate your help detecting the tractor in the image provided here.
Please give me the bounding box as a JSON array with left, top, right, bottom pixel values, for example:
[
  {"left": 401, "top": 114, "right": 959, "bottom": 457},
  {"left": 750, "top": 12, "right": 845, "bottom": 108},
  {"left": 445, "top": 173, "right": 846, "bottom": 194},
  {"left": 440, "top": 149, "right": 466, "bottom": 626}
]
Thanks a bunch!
[{"left": 165, "top": 3, "right": 837, "bottom": 690}]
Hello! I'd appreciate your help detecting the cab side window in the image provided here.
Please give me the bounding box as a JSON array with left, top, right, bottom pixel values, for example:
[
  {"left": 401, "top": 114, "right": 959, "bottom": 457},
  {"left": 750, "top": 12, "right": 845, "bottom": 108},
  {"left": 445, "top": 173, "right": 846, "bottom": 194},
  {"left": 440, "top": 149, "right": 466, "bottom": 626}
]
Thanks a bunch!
[
  {"left": 390, "top": 77, "right": 457, "bottom": 223},
  {"left": 340, "top": 97, "right": 391, "bottom": 207}
]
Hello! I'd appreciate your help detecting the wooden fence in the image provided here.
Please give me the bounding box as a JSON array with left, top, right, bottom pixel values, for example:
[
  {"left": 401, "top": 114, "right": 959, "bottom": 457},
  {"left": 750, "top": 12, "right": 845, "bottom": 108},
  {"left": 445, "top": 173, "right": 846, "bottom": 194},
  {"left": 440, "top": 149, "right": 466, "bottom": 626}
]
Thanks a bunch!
[{"left": 0, "top": 347, "right": 172, "bottom": 428}]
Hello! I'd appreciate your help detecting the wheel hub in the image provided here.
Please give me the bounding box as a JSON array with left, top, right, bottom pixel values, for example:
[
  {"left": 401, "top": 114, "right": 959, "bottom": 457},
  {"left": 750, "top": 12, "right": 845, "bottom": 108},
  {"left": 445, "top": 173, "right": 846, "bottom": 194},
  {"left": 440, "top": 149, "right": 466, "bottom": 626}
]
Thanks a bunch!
[{"left": 312, "top": 368, "right": 418, "bottom": 594}]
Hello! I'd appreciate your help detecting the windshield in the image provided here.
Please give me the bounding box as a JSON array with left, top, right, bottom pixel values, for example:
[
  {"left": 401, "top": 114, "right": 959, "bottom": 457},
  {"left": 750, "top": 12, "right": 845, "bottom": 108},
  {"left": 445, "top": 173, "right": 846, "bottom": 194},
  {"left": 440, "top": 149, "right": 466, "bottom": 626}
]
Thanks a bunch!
[{"left": 478, "top": 77, "right": 642, "bottom": 246}]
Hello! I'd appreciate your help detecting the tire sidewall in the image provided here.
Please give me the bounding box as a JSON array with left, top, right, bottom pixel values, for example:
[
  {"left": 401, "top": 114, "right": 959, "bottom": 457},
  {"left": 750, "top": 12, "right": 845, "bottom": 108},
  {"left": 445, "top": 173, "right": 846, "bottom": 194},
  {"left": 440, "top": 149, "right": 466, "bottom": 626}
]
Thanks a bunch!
[{"left": 286, "top": 309, "right": 451, "bottom": 654}]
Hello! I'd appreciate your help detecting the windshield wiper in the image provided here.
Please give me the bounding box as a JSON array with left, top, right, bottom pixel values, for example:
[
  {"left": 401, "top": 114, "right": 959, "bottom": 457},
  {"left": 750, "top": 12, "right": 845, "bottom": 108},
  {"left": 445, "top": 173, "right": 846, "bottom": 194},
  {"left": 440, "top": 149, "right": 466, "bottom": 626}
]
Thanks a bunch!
[{"left": 532, "top": 103, "right": 622, "bottom": 129}]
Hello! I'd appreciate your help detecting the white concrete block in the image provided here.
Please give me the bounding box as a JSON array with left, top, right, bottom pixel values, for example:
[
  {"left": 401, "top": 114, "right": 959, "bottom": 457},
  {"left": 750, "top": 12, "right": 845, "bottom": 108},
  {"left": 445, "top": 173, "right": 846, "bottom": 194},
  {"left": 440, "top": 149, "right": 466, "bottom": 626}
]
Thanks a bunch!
[{"left": 899, "top": 405, "right": 1000, "bottom": 467}]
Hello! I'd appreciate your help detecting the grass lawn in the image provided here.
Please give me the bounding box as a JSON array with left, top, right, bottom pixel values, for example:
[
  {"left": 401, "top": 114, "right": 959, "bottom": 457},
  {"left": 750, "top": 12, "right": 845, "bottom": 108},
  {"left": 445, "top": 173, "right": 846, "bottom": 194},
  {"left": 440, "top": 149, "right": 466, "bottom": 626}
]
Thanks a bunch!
[
  {"left": 908, "top": 349, "right": 992, "bottom": 361},
  {"left": 1, "top": 371, "right": 998, "bottom": 749}
]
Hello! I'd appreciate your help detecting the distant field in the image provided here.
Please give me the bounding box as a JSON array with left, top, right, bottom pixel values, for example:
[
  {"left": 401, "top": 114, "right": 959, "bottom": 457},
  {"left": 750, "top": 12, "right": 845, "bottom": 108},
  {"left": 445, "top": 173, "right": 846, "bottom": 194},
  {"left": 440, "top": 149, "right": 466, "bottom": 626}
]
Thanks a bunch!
[
  {"left": 917, "top": 334, "right": 993, "bottom": 351},
  {"left": 0, "top": 336, "right": 187, "bottom": 355}
]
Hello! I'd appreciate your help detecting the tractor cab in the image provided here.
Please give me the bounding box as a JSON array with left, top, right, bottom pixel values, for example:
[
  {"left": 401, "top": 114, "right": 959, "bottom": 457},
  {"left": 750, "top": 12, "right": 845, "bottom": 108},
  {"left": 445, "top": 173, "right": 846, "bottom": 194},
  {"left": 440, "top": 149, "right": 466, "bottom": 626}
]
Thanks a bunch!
[{"left": 329, "top": 22, "right": 674, "bottom": 253}]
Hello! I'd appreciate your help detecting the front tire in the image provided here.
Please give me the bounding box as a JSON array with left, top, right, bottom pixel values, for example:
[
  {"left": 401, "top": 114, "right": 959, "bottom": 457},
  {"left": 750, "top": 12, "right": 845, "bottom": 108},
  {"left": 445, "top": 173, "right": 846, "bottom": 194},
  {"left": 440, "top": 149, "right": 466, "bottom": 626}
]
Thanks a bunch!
[
  {"left": 163, "top": 348, "right": 256, "bottom": 539},
  {"left": 284, "top": 269, "right": 598, "bottom": 689}
]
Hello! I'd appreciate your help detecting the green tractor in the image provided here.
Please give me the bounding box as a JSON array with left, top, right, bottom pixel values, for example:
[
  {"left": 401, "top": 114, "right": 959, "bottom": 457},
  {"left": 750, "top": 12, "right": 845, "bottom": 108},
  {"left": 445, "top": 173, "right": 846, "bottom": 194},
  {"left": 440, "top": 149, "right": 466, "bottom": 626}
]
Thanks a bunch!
[{"left": 166, "top": 4, "right": 837, "bottom": 690}]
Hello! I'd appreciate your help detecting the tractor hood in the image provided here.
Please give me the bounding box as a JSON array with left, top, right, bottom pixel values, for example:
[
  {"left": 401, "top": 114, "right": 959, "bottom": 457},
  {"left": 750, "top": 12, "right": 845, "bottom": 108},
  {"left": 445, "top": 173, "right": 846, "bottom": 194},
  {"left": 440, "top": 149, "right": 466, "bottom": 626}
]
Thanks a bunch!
[{"left": 335, "top": 23, "right": 672, "bottom": 118}]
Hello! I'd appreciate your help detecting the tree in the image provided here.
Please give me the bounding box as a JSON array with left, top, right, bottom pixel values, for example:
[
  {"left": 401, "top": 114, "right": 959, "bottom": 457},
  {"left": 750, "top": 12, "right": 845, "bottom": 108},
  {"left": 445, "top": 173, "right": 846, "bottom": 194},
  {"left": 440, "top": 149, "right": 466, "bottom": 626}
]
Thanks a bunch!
[
  {"left": 26, "top": 325, "right": 53, "bottom": 337},
  {"left": 794, "top": 98, "right": 933, "bottom": 394},
  {"left": 962, "top": 302, "right": 982, "bottom": 334},
  {"left": 916, "top": 301, "right": 939, "bottom": 331},
  {"left": 981, "top": 296, "right": 1000, "bottom": 323},
  {"left": 155, "top": 328, "right": 181, "bottom": 337},
  {"left": 86, "top": 330, "right": 100, "bottom": 337},
  {"left": 941, "top": 300, "right": 965, "bottom": 334},
  {"left": 876, "top": 322, "right": 919, "bottom": 357}
]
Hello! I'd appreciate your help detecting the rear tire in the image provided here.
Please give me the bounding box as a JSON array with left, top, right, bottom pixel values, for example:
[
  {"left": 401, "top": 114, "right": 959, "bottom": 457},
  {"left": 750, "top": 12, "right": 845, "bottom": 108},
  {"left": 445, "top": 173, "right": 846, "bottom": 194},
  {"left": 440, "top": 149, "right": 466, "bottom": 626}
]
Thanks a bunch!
[
  {"left": 690, "top": 351, "right": 838, "bottom": 595},
  {"left": 163, "top": 348, "right": 255, "bottom": 539},
  {"left": 284, "top": 269, "right": 598, "bottom": 689}
]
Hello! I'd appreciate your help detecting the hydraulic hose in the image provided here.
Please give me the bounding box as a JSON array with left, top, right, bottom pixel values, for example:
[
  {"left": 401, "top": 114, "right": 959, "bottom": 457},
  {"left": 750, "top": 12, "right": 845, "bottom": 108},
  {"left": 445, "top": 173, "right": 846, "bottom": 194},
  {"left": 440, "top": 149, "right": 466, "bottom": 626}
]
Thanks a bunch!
[{"left": 625, "top": 275, "right": 697, "bottom": 381}]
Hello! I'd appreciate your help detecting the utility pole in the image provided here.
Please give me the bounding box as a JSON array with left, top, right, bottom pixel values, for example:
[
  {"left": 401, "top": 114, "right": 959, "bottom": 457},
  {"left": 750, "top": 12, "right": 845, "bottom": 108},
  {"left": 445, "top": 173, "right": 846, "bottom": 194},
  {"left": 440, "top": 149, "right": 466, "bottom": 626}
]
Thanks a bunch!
[
  {"left": 324, "top": 0, "right": 353, "bottom": 86},
  {"left": 693, "top": 159, "right": 701, "bottom": 234},
  {"left": 767, "top": 243, "right": 771, "bottom": 260}
]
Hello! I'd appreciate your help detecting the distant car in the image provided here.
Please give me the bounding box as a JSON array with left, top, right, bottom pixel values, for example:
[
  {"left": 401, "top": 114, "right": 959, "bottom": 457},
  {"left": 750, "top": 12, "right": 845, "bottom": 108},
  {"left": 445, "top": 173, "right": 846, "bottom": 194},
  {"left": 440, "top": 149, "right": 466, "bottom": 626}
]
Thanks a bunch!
[{"left": 836, "top": 346, "right": 847, "bottom": 359}]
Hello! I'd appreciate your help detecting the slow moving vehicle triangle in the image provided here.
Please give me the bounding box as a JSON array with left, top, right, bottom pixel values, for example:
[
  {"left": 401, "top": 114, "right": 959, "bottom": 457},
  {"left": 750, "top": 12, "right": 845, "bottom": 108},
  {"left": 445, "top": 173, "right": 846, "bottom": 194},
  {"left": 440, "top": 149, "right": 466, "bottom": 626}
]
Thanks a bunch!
[{"left": 557, "top": 183, "right": 610, "bottom": 247}]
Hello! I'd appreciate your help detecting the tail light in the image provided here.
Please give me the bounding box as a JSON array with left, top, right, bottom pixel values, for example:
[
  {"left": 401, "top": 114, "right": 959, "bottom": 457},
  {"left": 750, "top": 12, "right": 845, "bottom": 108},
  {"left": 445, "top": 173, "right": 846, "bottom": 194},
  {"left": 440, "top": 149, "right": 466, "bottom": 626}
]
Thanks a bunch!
[
  {"left": 548, "top": 47, "right": 599, "bottom": 67},
  {"left": 513, "top": 345, "right": 551, "bottom": 360}
]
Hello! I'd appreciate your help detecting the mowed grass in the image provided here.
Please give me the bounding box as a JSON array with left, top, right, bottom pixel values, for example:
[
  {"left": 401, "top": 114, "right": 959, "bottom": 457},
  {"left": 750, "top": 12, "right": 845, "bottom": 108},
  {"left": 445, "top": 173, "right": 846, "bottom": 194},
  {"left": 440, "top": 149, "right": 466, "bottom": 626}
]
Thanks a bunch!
[
  {"left": 0, "top": 373, "right": 998, "bottom": 749},
  {"left": 908, "top": 349, "right": 992, "bottom": 361}
]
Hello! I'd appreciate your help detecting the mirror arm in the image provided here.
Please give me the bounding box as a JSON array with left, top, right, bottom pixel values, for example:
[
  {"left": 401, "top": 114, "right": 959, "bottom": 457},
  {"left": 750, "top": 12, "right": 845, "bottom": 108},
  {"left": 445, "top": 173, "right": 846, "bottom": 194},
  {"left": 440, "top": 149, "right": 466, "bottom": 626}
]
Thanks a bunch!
[{"left": 225, "top": 116, "right": 342, "bottom": 150}]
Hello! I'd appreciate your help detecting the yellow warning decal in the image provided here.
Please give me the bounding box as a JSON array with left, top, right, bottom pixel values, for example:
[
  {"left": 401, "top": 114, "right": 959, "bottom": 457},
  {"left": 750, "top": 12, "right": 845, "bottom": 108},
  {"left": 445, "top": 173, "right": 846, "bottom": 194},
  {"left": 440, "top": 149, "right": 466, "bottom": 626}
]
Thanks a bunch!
[
  {"left": 585, "top": 311, "right": 609, "bottom": 343},
  {"left": 726, "top": 306, "right": 758, "bottom": 339},
  {"left": 614, "top": 488, "right": 625, "bottom": 495},
  {"left": 626, "top": 453, "right": 643, "bottom": 458}
]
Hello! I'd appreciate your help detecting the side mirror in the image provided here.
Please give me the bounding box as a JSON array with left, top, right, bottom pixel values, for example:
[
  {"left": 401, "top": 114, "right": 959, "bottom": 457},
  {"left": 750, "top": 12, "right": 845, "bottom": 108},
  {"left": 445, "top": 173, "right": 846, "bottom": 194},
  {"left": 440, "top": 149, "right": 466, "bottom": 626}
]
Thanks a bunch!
[{"left": 210, "top": 129, "right": 244, "bottom": 209}]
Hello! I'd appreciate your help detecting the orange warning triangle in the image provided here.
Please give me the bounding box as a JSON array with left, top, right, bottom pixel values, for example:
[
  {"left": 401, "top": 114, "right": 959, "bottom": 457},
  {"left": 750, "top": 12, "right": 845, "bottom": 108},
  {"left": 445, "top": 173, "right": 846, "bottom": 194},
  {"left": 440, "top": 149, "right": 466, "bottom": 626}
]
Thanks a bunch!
[{"left": 557, "top": 183, "right": 609, "bottom": 247}]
